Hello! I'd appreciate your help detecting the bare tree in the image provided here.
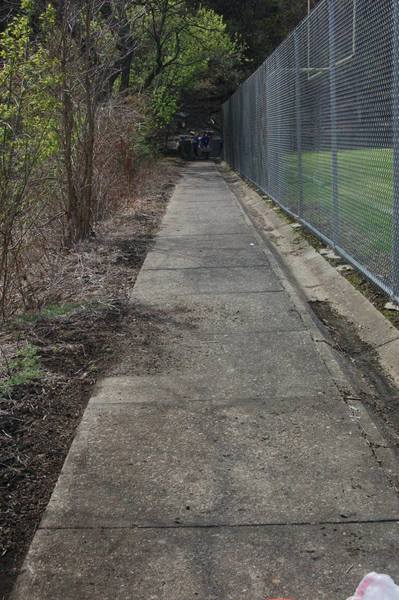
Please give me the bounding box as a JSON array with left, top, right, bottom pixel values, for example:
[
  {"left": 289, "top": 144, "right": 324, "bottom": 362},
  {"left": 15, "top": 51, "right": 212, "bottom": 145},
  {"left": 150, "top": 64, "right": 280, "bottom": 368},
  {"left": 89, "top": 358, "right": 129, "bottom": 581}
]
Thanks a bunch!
[{"left": 53, "top": 0, "right": 124, "bottom": 242}]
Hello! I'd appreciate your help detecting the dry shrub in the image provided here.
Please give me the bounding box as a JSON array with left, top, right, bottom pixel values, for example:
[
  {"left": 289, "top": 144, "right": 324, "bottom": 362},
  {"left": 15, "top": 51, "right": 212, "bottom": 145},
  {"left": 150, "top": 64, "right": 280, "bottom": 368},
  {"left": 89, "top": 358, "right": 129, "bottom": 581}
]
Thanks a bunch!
[
  {"left": 0, "top": 96, "right": 156, "bottom": 319},
  {"left": 93, "top": 95, "right": 151, "bottom": 220}
]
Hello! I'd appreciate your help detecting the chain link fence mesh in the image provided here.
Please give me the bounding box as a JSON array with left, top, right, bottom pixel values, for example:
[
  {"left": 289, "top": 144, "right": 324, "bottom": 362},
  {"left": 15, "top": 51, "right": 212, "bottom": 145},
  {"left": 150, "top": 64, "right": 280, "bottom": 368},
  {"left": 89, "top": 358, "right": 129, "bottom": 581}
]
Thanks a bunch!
[{"left": 223, "top": 0, "right": 399, "bottom": 302}]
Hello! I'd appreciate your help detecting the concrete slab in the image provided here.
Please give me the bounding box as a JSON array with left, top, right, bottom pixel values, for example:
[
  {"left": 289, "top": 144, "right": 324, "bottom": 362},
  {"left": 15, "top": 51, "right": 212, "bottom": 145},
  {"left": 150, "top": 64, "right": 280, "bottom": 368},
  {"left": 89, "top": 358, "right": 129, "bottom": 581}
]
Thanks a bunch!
[
  {"left": 158, "top": 218, "right": 250, "bottom": 237},
  {"left": 162, "top": 206, "right": 244, "bottom": 223},
  {"left": 151, "top": 233, "right": 260, "bottom": 249},
  {"left": 164, "top": 192, "right": 231, "bottom": 207},
  {"left": 161, "top": 215, "right": 246, "bottom": 230},
  {"left": 170, "top": 193, "right": 235, "bottom": 203},
  {"left": 130, "top": 292, "right": 304, "bottom": 334},
  {"left": 177, "top": 181, "right": 228, "bottom": 188},
  {"left": 42, "top": 398, "right": 399, "bottom": 528},
  {"left": 12, "top": 523, "right": 399, "bottom": 600},
  {"left": 157, "top": 191, "right": 250, "bottom": 237},
  {"left": 133, "top": 266, "right": 283, "bottom": 296},
  {"left": 167, "top": 193, "right": 236, "bottom": 207},
  {"left": 173, "top": 198, "right": 229, "bottom": 207},
  {"left": 176, "top": 186, "right": 225, "bottom": 191},
  {"left": 142, "top": 246, "right": 268, "bottom": 269},
  {"left": 88, "top": 331, "right": 338, "bottom": 401},
  {"left": 165, "top": 200, "right": 243, "bottom": 214},
  {"left": 178, "top": 176, "right": 225, "bottom": 184}
]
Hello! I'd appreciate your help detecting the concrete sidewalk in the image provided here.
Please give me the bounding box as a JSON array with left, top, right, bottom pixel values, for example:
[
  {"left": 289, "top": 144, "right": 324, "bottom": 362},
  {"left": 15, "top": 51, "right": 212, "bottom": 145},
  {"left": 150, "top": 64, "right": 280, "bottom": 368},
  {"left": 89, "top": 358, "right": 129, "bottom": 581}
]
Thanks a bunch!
[{"left": 12, "top": 164, "right": 399, "bottom": 599}]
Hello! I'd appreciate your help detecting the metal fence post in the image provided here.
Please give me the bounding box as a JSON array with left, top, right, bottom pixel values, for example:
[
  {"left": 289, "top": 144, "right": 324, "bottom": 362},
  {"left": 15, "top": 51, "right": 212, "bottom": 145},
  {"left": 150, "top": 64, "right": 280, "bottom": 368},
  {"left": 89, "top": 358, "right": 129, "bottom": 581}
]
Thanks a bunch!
[
  {"left": 393, "top": 0, "right": 399, "bottom": 301},
  {"left": 263, "top": 65, "right": 269, "bottom": 193},
  {"left": 265, "top": 63, "right": 271, "bottom": 196},
  {"left": 328, "top": 0, "right": 339, "bottom": 246},
  {"left": 294, "top": 31, "right": 304, "bottom": 218},
  {"left": 276, "top": 55, "right": 282, "bottom": 202}
]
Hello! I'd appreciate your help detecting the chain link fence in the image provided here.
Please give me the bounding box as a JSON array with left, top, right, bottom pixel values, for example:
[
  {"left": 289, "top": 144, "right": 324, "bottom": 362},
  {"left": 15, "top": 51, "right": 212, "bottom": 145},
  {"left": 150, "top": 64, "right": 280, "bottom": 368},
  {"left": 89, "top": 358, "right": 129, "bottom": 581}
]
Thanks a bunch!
[{"left": 224, "top": 0, "right": 399, "bottom": 303}]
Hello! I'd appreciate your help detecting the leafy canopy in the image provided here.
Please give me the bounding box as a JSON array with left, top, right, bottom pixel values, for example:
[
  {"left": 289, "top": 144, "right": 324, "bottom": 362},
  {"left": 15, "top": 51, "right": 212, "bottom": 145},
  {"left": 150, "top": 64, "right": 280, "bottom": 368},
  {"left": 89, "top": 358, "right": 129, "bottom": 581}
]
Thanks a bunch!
[{"left": 132, "top": 1, "right": 240, "bottom": 125}]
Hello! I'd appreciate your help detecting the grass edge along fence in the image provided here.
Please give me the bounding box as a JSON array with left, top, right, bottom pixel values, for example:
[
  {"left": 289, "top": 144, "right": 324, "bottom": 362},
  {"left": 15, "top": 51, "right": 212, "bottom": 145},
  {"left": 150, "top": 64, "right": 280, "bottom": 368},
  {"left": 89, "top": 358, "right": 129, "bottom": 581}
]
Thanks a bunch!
[{"left": 224, "top": 0, "right": 399, "bottom": 304}]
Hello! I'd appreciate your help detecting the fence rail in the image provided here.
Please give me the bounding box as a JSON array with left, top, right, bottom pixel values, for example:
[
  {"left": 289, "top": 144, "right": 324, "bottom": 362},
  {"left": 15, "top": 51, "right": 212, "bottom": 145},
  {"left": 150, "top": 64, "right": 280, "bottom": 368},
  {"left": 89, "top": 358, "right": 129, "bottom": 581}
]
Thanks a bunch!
[{"left": 223, "top": 0, "right": 399, "bottom": 302}]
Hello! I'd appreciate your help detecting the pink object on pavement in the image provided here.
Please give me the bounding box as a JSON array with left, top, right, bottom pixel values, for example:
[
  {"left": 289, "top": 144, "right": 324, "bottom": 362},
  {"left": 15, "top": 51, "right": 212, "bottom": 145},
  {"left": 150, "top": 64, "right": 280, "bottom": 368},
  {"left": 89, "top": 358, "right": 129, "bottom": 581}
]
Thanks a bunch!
[{"left": 347, "top": 573, "right": 399, "bottom": 600}]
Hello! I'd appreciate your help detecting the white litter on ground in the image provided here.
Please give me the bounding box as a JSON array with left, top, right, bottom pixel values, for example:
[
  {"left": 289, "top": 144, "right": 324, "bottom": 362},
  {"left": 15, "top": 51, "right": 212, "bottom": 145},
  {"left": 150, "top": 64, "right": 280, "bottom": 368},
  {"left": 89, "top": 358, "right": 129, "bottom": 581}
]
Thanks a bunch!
[
  {"left": 347, "top": 572, "right": 399, "bottom": 599},
  {"left": 319, "top": 247, "right": 341, "bottom": 260},
  {"left": 337, "top": 264, "right": 354, "bottom": 273},
  {"left": 384, "top": 302, "right": 399, "bottom": 312}
]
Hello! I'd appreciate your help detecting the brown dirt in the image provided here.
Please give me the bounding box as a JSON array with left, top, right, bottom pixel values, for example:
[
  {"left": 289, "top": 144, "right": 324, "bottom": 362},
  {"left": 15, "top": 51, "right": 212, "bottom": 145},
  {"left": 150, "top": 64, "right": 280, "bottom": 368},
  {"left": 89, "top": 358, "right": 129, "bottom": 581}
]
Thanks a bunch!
[
  {"left": 0, "top": 158, "right": 182, "bottom": 600},
  {"left": 309, "top": 300, "right": 399, "bottom": 445}
]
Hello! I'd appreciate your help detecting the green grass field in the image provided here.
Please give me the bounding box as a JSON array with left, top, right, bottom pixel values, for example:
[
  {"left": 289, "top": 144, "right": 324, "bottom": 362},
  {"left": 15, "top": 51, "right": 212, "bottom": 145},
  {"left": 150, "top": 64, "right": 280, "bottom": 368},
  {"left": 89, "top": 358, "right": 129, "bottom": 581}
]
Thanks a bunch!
[{"left": 281, "top": 148, "right": 394, "bottom": 263}]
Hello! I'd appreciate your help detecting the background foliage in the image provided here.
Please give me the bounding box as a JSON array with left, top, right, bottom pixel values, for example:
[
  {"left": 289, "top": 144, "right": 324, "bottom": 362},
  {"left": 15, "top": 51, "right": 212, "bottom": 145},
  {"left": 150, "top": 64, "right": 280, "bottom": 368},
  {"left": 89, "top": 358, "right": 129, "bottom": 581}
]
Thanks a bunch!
[
  {"left": 0, "top": 0, "right": 239, "bottom": 317},
  {"left": 0, "top": 0, "right": 321, "bottom": 317}
]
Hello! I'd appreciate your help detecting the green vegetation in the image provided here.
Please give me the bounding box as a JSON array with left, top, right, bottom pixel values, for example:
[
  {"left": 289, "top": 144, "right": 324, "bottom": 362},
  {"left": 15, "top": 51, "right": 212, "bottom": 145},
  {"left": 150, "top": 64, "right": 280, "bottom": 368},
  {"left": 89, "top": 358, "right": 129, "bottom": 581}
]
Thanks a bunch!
[
  {"left": 0, "top": 0, "right": 240, "bottom": 318},
  {"left": 137, "top": 4, "right": 239, "bottom": 125},
  {"left": 40, "top": 304, "right": 81, "bottom": 318},
  {"left": 198, "top": 0, "right": 321, "bottom": 71},
  {"left": 16, "top": 303, "right": 82, "bottom": 323},
  {"left": 0, "top": 343, "right": 41, "bottom": 396},
  {"left": 282, "top": 148, "right": 393, "bottom": 257}
]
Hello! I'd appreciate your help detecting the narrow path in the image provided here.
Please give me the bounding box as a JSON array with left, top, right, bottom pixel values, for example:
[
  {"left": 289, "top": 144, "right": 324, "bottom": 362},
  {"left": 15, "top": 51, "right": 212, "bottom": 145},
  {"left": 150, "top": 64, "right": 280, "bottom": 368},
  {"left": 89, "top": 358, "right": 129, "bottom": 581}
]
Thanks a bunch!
[{"left": 12, "top": 164, "right": 399, "bottom": 599}]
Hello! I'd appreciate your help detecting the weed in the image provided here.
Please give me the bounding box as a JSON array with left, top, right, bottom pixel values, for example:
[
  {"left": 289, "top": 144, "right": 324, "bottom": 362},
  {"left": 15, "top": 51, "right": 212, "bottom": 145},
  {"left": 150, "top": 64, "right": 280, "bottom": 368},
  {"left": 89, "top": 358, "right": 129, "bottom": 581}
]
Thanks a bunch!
[
  {"left": 0, "top": 343, "right": 41, "bottom": 396},
  {"left": 299, "top": 227, "right": 325, "bottom": 251},
  {"left": 16, "top": 303, "right": 82, "bottom": 324}
]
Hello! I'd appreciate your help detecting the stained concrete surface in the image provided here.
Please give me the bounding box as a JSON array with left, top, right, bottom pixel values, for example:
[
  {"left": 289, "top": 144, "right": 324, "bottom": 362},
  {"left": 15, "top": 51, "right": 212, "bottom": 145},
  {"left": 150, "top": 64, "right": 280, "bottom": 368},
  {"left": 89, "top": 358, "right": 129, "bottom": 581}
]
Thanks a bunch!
[
  {"left": 82, "top": 331, "right": 339, "bottom": 402},
  {"left": 158, "top": 220, "right": 251, "bottom": 236},
  {"left": 12, "top": 524, "right": 399, "bottom": 600},
  {"left": 42, "top": 398, "right": 399, "bottom": 528},
  {"left": 134, "top": 266, "right": 283, "bottom": 295},
  {"left": 11, "top": 163, "right": 399, "bottom": 600},
  {"left": 126, "top": 292, "right": 305, "bottom": 334},
  {"left": 142, "top": 246, "right": 268, "bottom": 269},
  {"left": 142, "top": 232, "right": 261, "bottom": 248}
]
